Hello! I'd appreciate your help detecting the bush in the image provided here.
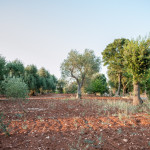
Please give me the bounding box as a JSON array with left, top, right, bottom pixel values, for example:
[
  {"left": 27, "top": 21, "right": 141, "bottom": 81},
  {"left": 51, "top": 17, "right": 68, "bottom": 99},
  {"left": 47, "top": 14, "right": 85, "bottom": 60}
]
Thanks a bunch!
[
  {"left": 2, "top": 78, "right": 29, "bottom": 113},
  {"left": 3, "top": 77, "right": 29, "bottom": 100}
]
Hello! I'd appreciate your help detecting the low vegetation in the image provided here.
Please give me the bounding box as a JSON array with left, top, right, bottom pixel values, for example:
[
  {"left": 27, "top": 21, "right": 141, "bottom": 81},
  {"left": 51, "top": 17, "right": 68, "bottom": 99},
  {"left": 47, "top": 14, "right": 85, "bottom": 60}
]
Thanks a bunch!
[{"left": 0, "top": 95, "right": 150, "bottom": 149}]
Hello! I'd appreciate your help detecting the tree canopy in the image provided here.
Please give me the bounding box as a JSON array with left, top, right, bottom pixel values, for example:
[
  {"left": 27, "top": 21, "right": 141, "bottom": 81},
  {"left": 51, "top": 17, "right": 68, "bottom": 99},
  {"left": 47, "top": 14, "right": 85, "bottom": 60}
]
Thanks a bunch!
[
  {"left": 61, "top": 49, "right": 101, "bottom": 98},
  {"left": 6, "top": 59, "right": 25, "bottom": 78},
  {"left": 102, "top": 38, "right": 129, "bottom": 95},
  {"left": 123, "top": 37, "right": 150, "bottom": 105}
]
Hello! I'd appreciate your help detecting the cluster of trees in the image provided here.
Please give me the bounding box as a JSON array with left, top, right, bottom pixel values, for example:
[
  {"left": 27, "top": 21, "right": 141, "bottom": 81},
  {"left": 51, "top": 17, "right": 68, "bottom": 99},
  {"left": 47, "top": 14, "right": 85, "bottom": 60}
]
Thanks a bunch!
[
  {"left": 0, "top": 35, "right": 149, "bottom": 106},
  {"left": 60, "top": 36, "right": 150, "bottom": 105},
  {"left": 102, "top": 37, "right": 150, "bottom": 105},
  {"left": 0, "top": 57, "right": 57, "bottom": 96}
]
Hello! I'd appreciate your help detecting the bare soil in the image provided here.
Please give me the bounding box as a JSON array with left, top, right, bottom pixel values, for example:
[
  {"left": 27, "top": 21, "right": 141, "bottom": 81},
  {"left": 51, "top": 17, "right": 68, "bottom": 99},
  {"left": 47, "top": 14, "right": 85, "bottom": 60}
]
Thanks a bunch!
[{"left": 0, "top": 94, "right": 150, "bottom": 150}]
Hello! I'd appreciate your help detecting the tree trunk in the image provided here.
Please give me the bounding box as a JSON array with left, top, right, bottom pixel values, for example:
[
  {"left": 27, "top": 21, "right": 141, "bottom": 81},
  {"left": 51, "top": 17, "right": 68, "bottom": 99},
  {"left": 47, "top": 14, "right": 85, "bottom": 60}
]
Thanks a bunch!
[
  {"left": 18, "top": 99, "right": 27, "bottom": 113},
  {"left": 76, "top": 84, "right": 82, "bottom": 99},
  {"left": 123, "top": 85, "right": 127, "bottom": 96},
  {"left": 133, "top": 82, "right": 143, "bottom": 105},
  {"left": 116, "top": 73, "right": 121, "bottom": 96},
  {"left": 123, "top": 87, "right": 125, "bottom": 96}
]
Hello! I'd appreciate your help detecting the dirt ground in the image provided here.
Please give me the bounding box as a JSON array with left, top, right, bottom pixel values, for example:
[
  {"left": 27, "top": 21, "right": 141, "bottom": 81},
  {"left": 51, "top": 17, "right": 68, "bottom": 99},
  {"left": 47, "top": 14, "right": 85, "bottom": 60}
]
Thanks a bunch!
[{"left": 0, "top": 94, "right": 150, "bottom": 150}]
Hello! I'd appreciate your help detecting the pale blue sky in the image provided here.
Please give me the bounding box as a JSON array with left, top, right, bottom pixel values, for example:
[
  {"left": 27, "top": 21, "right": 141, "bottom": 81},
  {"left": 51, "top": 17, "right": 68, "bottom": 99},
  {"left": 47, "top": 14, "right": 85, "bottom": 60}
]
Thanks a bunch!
[{"left": 0, "top": 0, "right": 150, "bottom": 78}]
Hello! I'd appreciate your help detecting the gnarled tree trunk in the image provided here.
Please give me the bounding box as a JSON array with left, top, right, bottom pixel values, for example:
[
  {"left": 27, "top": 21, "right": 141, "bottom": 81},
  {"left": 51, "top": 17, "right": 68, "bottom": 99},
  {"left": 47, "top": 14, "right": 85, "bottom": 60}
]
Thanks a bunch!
[
  {"left": 76, "top": 84, "right": 82, "bottom": 99},
  {"left": 133, "top": 82, "right": 143, "bottom": 105}
]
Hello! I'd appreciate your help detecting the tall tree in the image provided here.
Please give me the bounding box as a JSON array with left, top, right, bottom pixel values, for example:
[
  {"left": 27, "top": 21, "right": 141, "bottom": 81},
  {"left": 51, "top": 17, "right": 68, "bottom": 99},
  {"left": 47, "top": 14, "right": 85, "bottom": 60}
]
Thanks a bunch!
[
  {"left": 51, "top": 75, "right": 57, "bottom": 92},
  {"left": 61, "top": 49, "right": 100, "bottom": 99},
  {"left": 38, "top": 67, "right": 47, "bottom": 93},
  {"left": 102, "top": 38, "right": 129, "bottom": 96},
  {"left": 38, "top": 67, "right": 57, "bottom": 93},
  {"left": 24, "top": 65, "right": 40, "bottom": 95},
  {"left": 6, "top": 59, "right": 24, "bottom": 78},
  {"left": 124, "top": 37, "right": 150, "bottom": 105}
]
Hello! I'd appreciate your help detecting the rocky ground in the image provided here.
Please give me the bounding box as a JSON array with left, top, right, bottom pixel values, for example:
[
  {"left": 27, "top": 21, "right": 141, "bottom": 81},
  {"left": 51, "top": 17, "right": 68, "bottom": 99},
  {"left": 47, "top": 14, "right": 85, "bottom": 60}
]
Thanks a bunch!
[{"left": 0, "top": 94, "right": 150, "bottom": 150}]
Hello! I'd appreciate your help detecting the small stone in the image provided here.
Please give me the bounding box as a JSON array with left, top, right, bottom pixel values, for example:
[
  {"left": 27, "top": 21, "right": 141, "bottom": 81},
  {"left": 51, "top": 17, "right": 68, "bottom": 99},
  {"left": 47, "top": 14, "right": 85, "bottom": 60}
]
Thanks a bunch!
[
  {"left": 46, "top": 136, "right": 50, "bottom": 139},
  {"left": 123, "top": 139, "right": 128, "bottom": 142}
]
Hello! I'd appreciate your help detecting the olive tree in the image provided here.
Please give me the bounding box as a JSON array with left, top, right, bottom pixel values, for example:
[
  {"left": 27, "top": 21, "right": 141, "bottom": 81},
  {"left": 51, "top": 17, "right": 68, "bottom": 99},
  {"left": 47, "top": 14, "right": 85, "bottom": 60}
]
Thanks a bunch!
[
  {"left": 6, "top": 59, "right": 24, "bottom": 78},
  {"left": 61, "top": 49, "right": 100, "bottom": 99},
  {"left": 123, "top": 37, "right": 150, "bottom": 105},
  {"left": 38, "top": 67, "right": 57, "bottom": 94},
  {"left": 102, "top": 38, "right": 129, "bottom": 96},
  {"left": 24, "top": 65, "right": 40, "bottom": 95}
]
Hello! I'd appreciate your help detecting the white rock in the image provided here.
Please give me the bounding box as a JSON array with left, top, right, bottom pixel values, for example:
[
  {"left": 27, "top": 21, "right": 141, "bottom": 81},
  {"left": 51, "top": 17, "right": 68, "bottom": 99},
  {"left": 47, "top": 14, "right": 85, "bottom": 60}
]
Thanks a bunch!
[
  {"left": 123, "top": 139, "right": 128, "bottom": 142},
  {"left": 46, "top": 136, "right": 50, "bottom": 139}
]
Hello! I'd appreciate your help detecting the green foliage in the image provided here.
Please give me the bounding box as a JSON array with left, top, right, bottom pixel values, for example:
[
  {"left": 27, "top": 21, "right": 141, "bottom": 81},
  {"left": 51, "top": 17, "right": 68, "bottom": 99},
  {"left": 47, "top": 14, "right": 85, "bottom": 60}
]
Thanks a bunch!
[
  {"left": 24, "top": 65, "right": 40, "bottom": 93},
  {"left": 144, "top": 70, "right": 150, "bottom": 99},
  {"left": 0, "top": 54, "right": 57, "bottom": 96},
  {"left": 85, "top": 73, "right": 108, "bottom": 95},
  {"left": 38, "top": 67, "right": 47, "bottom": 77},
  {"left": 102, "top": 38, "right": 129, "bottom": 95},
  {"left": 51, "top": 75, "right": 57, "bottom": 91},
  {"left": 38, "top": 67, "right": 57, "bottom": 93},
  {"left": 61, "top": 49, "right": 100, "bottom": 80},
  {"left": 0, "top": 55, "right": 6, "bottom": 94},
  {"left": 61, "top": 49, "right": 101, "bottom": 98},
  {"left": 3, "top": 77, "right": 28, "bottom": 100},
  {"left": 0, "top": 113, "right": 10, "bottom": 136},
  {"left": 65, "top": 82, "right": 77, "bottom": 94},
  {"left": 56, "top": 79, "right": 66, "bottom": 93},
  {"left": 123, "top": 37, "right": 150, "bottom": 82},
  {"left": 102, "top": 38, "right": 128, "bottom": 66},
  {"left": 6, "top": 59, "right": 25, "bottom": 78},
  {"left": 0, "top": 55, "right": 6, "bottom": 81}
]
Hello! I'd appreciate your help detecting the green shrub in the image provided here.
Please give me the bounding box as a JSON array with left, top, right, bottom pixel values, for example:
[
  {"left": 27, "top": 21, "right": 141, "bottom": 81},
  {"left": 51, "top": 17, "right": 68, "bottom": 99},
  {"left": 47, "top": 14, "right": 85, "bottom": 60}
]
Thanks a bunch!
[
  {"left": 3, "top": 77, "right": 28, "bottom": 100},
  {"left": 2, "top": 77, "right": 29, "bottom": 113}
]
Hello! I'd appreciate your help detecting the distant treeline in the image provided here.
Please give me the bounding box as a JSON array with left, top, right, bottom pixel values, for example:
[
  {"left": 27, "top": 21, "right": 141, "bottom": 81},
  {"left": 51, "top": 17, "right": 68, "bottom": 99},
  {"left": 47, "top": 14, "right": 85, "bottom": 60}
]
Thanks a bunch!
[{"left": 0, "top": 56, "right": 57, "bottom": 95}]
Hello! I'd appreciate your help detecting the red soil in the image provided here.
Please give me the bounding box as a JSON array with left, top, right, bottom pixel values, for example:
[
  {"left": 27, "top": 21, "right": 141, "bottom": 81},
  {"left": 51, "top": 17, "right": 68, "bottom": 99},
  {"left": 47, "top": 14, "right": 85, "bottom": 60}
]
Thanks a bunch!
[{"left": 0, "top": 94, "right": 150, "bottom": 150}]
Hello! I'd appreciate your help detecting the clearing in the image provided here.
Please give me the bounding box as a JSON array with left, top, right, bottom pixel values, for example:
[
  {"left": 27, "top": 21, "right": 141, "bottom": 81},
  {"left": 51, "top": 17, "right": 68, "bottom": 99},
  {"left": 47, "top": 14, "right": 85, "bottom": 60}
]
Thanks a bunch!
[{"left": 0, "top": 94, "right": 150, "bottom": 150}]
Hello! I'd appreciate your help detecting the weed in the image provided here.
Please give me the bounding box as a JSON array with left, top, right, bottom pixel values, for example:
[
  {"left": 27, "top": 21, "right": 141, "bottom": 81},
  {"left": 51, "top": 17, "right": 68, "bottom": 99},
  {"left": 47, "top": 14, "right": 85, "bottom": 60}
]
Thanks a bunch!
[
  {"left": 15, "top": 113, "right": 23, "bottom": 118},
  {"left": 118, "top": 113, "right": 123, "bottom": 121},
  {"left": 79, "top": 127, "right": 85, "bottom": 135},
  {"left": 22, "top": 124, "right": 28, "bottom": 130},
  {"left": 73, "top": 118, "right": 78, "bottom": 129},
  {"left": 84, "top": 139, "right": 95, "bottom": 144},
  {"left": 148, "top": 141, "right": 150, "bottom": 147},
  {"left": 92, "top": 133, "right": 104, "bottom": 148},
  {"left": 0, "top": 113, "right": 10, "bottom": 136},
  {"left": 117, "top": 128, "right": 122, "bottom": 134},
  {"left": 37, "top": 116, "right": 44, "bottom": 122},
  {"left": 70, "top": 135, "right": 82, "bottom": 150}
]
